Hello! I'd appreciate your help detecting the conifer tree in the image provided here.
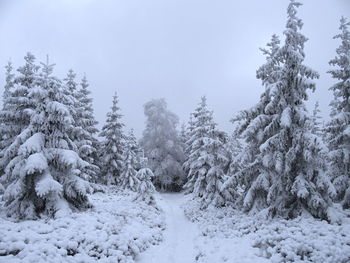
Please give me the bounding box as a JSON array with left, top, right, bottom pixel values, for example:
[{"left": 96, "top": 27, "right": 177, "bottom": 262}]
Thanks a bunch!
[
  {"left": 77, "top": 76, "right": 100, "bottom": 182},
  {"left": 140, "top": 99, "right": 186, "bottom": 191},
  {"left": 3, "top": 57, "right": 91, "bottom": 219},
  {"left": 0, "top": 53, "right": 40, "bottom": 180},
  {"left": 310, "top": 101, "right": 323, "bottom": 137},
  {"left": 99, "top": 93, "right": 125, "bottom": 186},
  {"left": 227, "top": 1, "right": 335, "bottom": 219},
  {"left": 325, "top": 17, "right": 350, "bottom": 208},
  {"left": 223, "top": 35, "right": 282, "bottom": 212},
  {"left": 135, "top": 167, "right": 156, "bottom": 205},
  {"left": 120, "top": 129, "right": 140, "bottom": 191},
  {"left": 184, "top": 97, "right": 233, "bottom": 207}
]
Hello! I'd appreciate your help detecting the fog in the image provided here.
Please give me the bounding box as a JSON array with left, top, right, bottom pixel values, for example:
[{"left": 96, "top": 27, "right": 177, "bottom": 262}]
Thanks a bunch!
[{"left": 0, "top": 0, "right": 349, "bottom": 137}]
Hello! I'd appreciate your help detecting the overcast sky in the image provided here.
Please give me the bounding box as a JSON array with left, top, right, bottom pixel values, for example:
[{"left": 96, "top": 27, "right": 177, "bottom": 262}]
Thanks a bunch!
[{"left": 0, "top": 0, "right": 349, "bottom": 137}]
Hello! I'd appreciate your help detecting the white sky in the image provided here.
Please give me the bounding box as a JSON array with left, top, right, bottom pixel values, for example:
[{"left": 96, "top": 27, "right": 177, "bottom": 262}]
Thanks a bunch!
[{"left": 0, "top": 0, "right": 349, "bottom": 137}]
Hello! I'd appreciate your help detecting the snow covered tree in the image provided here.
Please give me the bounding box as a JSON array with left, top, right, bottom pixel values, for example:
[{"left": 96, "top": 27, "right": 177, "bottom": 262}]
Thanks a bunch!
[
  {"left": 99, "top": 93, "right": 125, "bottom": 186},
  {"left": 325, "top": 17, "right": 350, "bottom": 208},
  {"left": 120, "top": 129, "right": 140, "bottom": 191},
  {"left": 184, "top": 97, "right": 234, "bottom": 207},
  {"left": 310, "top": 101, "right": 323, "bottom": 137},
  {"left": 61, "top": 71, "right": 100, "bottom": 183},
  {"left": 0, "top": 53, "right": 40, "bottom": 181},
  {"left": 222, "top": 34, "right": 282, "bottom": 212},
  {"left": 135, "top": 167, "right": 156, "bottom": 205},
  {"left": 2, "top": 61, "right": 14, "bottom": 108},
  {"left": 2, "top": 57, "right": 91, "bottom": 220},
  {"left": 226, "top": 1, "right": 335, "bottom": 220},
  {"left": 77, "top": 76, "right": 100, "bottom": 182},
  {"left": 140, "top": 99, "right": 186, "bottom": 191}
]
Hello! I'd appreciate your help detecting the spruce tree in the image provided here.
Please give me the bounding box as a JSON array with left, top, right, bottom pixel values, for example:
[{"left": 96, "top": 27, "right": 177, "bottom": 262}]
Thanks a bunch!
[
  {"left": 3, "top": 58, "right": 91, "bottom": 219},
  {"left": 223, "top": 35, "right": 282, "bottom": 212},
  {"left": 135, "top": 167, "right": 156, "bottom": 205},
  {"left": 228, "top": 1, "right": 335, "bottom": 219},
  {"left": 310, "top": 101, "right": 323, "bottom": 137},
  {"left": 0, "top": 53, "right": 39, "bottom": 181},
  {"left": 140, "top": 99, "right": 186, "bottom": 191},
  {"left": 325, "top": 17, "right": 350, "bottom": 208},
  {"left": 120, "top": 129, "right": 140, "bottom": 191},
  {"left": 99, "top": 93, "right": 125, "bottom": 186},
  {"left": 184, "top": 97, "right": 233, "bottom": 208}
]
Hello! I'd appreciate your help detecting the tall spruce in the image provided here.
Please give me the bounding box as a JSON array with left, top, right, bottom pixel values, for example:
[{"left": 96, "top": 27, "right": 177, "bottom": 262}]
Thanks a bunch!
[
  {"left": 2, "top": 57, "right": 91, "bottom": 219},
  {"left": 184, "top": 97, "right": 233, "bottom": 207},
  {"left": 0, "top": 53, "right": 39, "bottom": 181},
  {"left": 227, "top": 1, "right": 335, "bottom": 219},
  {"left": 325, "top": 17, "right": 350, "bottom": 208},
  {"left": 99, "top": 93, "right": 125, "bottom": 186},
  {"left": 77, "top": 76, "right": 100, "bottom": 182}
]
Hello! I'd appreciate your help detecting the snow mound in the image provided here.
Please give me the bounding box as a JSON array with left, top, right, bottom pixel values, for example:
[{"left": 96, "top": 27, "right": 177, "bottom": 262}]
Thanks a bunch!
[{"left": 0, "top": 189, "right": 165, "bottom": 263}]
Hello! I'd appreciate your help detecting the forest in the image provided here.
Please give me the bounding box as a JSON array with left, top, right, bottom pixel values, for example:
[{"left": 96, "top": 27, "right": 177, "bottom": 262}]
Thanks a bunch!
[{"left": 0, "top": 1, "right": 349, "bottom": 263}]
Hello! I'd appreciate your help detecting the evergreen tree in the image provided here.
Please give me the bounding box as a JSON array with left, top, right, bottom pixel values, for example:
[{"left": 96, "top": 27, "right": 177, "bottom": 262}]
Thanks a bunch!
[
  {"left": 0, "top": 53, "right": 39, "bottom": 181},
  {"left": 140, "top": 99, "right": 186, "bottom": 191},
  {"left": 3, "top": 57, "right": 91, "bottom": 219},
  {"left": 120, "top": 129, "right": 140, "bottom": 191},
  {"left": 184, "top": 97, "right": 233, "bottom": 208},
  {"left": 325, "top": 17, "right": 350, "bottom": 208},
  {"left": 223, "top": 35, "right": 282, "bottom": 212},
  {"left": 77, "top": 76, "right": 100, "bottom": 182},
  {"left": 227, "top": 1, "right": 335, "bottom": 219},
  {"left": 135, "top": 167, "right": 156, "bottom": 205},
  {"left": 99, "top": 93, "right": 125, "bottom": 186},
  {"left": 310, "top": 101, "right": 323, "bottom": 137}
]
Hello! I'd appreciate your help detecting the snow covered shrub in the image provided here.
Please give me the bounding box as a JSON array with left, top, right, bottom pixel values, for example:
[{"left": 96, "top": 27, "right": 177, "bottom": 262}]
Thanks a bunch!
[
  {"left": 184, "top": 97, "right": 235, "bottom": 208},
  {"left": 0, "top": 190, "right": 165, "bottom": 263},
  {"left": 135, "top": 168, "right": 156, "bottom": 205},
  {"left": 252, "top": 217, "right": 350, "bottom": 263},
  {"left": 2, "top": 58, "right": 91, "bottom": 220},
  {"left": 224, "top": 0, "right": 335, "bottom": 220},
  {"left": 325, "top": 17, "right": 350, "bottom": 209},
  {"left": 99, "top": 92, "right": 125, "bottom": 186},
  {"left": 140, "top": 98, "right": 186, "bottom": 191}
]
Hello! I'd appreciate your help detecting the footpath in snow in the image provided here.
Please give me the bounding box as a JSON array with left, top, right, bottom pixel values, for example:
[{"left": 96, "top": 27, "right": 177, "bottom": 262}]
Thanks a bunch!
[{"left": 137, "top": 193, "right": 200, "bottom": 263}]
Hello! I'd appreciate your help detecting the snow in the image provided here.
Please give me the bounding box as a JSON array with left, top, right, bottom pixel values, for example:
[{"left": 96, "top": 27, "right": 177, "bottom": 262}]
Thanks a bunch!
[
  {"left": 184, "top": 197, "right": 350, "bottom": 263},
  {"left": 0, "top": 188, "right": 164, "bottom": 263},
  {"left": 137, "top": 193, "right": 200, "bottom": 263}
]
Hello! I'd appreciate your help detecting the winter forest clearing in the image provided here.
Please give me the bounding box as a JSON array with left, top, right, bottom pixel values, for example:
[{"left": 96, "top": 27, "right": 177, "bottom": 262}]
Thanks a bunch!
[{"left": 1, "top": 0, "right": 350, "bottom": 262}]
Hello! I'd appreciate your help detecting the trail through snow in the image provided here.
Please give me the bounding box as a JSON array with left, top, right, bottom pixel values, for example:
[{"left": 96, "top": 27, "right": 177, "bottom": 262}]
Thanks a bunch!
[{"left": 137, "top": 193, "right": 200, "bottom": 263}]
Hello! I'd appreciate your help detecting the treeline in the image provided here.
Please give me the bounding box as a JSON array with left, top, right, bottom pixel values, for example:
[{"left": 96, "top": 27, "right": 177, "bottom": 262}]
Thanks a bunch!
[{"left": 0, "top": 0, "right": 349, "bottom": 222}]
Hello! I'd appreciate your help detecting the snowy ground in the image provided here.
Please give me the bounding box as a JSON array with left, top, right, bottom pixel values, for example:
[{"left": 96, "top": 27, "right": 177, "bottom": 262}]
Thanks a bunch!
[
  {"left": 136, "top": 193, "right": 200, "bottom": 263},
  {"left": 0, "top": 189, "right": 165, "bottom": 263},
  {"left": 1, "top": 191, "right": 349, "bottom": 263},
  {"left": 184, "top": 197, "right": 350, "bottom": 263}
]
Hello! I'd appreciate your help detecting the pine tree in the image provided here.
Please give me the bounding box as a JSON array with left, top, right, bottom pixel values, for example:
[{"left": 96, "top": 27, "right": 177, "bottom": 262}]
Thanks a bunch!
[
  {"left": 325, "top": 17, "right": 350, "bottom": 208},
  {"left": 0, "top": 53, "right": 40, "bottom": 181},
  {"left": 3, "top": 57, "right": 91, "bottom": 219},
  {"left": 310, "top": 101, "right": 323, "bottom": 137},
  {"left": 227, "top": 1, "right": 335, "bottom": 219},
  {"left": 140, "top": 99, "right": 186, "bottom": 191},
  {"left": 120, "top": 129, "right": 140, "bottom": 191},
  {"left": 135, "top": 167, "right": 156, "bottom": 205},
  {"left": 184, "top": 97, "right": 233, "bottom": 207},
  {"left": 223, "top": 35, "right": 282, "bottom": 212},
  {"left": 99, "top": 93, "right": 125, "bottom": 186},
  {"left": 77, "top": 76, "right": 100, "bottom": 182}
]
